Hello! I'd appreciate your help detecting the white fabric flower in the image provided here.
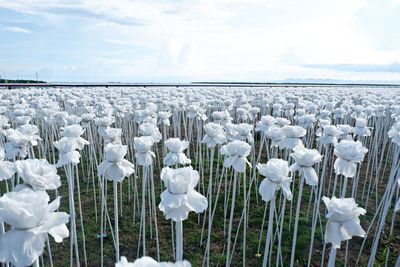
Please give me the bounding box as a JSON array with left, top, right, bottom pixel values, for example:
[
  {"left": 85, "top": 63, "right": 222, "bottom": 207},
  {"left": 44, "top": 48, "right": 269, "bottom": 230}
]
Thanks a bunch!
[
  {"left": 315, "top": 119, "right": 331, "bottom": 137},
  {"left": 351, "top": 105, "right": 365, "bottom": 119},
  {"left": 295, "top": 108, "right": 306, "bottom": 118},
  {"left": 139, "top": 122, "right": 162, "bottom": 143},
  {"left": 81, "top": 113, "right": 94, "bottom": 126},
  {"left": 14, "top": 116, "right": 31, "bottom": 126},
  {"left": 233, "top": 123, "right": 254, "bottom": 144},
  {"left": 15, "top": 159, "right": 61, "bottom": 191},
  {"left": 337, "top": 124, "right": 354, "bottom": 141},
  {"left": 104, "top": 127, "right": 122, "bottom": 145},
  {"left": 4, "top": 129, "right": 30, "bottom": 159},
  {"left": 187, "top": 105, "right": 207, "bottom": 121},
  {"left": 98, "top": 144, "right": 135, "bottom": 182},
  {"left": 333, "top": 108, "right": 345, "bottom": 120},
  {"left": 158, "top": 166, "right": 207, "bottom": 221},
  {"left": 272, "top": 103, "right": 282, "bottom": 116},
  {"left": 48, "top": 111, "right": 63, "bottom": 123},
  {"left": 255, "top": 115, "right": 275, "bottom": 133},
  {"left": 54, "top": 137, "right": 82, "bottom": 167},
  {"left": 266, "top": 126, "right": 284, "bottom": 147},
  {"left": 322, "top": 196, "right": 366, "bottom": 249},
  {"left": 211, "top": 111, "right": 225, "bottom": 124},
  {"left": 279, "top": 125, "right": 306, "bottom": 150},
  {"left": 116, "top": 256, "right": 192, "bottom": 267},
  {"left": 353, "top": 118, "right": 371, "bottom": 137},
  {"left": 158, "top": 111, "right": 172, "bottom": 126},
  {"left": 61, "top": 124, "right": 85, "bottom": 138},
  {"left": 258, "top": 159, "right": 292, "bottom": 202},
  {"left": 220, "top": 140, "right": 251, "bottom": 173},
  {"left": 0, "top": 147, "right": 16, "bottom": 181},
  {"left": 374, "top": 105, "right": 386, "bottom": 117},
  {"left": 289, "top": 146, "right": 322, "bottom": 186},
  {"left": 224, "top": 123, "right": 238, "bottom": 141},
  {"left": 274, "top": 117, "right": 291, "bottom": 127},
  {"left": 134, "top": 136, "right": 155, "bottom": 167},
  {"left": 388, "top": 122, "right": 400, "bottom": 146},
  {"left": 66, "top": 115, "right": 82, "bottom": 125},
  {"left": 284, "top": 104, "right": 295, "bottom": 117},
  {"left": 296, "top": 114, "right": 316, "bottom": 129},
  {"left": 17, "top": 124, "right": 42, "bottom": 146},
  {"left": 54, "top": 125, "right": 88, "bottom": 167},
  {"left": 333, "top": 140, "right": 368, "bottom": 178},
  {"left": 211, "top": 110, "right": 232, "bottom": 125},
  {"left": 0, "top": 188, "right": 69, "bottom": 267},
  {"left": 236, "top": 107, "right": 249, "bottom": 121},
  {"left": 163, "top": 138, "right": 191, "bottom": 166},
  {"left": 319, "top": 110, "right": 331, "bottom": 120},
  {"left": 0, "top": 115, "right": 10, "bottom": 130},
  {"left": 202, "top": 122, "right": 227, "bottom": 148},
  {"left": 95, "top": 116, "right": 115, "bottom": 136},
  {"left": 60, "top": 125, "right": 89, "bottom": 150},
  {"left": 317, "top": 125, "right": 339, "bottom": 146},
  {"left": 249, "top": 107, "right": 260, "bottom": 120}
]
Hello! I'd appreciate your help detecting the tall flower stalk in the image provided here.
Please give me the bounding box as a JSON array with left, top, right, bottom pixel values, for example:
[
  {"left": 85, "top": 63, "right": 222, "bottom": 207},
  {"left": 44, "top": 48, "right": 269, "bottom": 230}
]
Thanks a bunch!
[
  {"left": 220, "top": 140, "right": 251, "bottom": 266},
  {"left": 98, "top": 144, "right": 134, "bottom": 262},
  {"left": 158, "top": 166, "right": 207, "bottom": 261}
]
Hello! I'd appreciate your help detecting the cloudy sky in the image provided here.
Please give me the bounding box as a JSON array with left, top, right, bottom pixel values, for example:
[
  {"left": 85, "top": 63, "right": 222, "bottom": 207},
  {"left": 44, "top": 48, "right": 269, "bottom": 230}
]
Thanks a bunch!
[{"left": 0, "top": 0, "right": 399, "bottom": 83}]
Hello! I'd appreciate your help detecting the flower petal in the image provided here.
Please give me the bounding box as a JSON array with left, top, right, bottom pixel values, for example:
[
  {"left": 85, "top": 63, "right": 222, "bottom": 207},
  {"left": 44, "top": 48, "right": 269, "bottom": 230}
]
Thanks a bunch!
[
  {"left": 186, "top": 191, "right": 208, "bottom": 213},
  {"left": 302, "top": 167, "right": 318, "bottom": 186},
  {"left": 258, "top": 179, "right": 277, "bottom": 202},
  {"left": 0, "top": 229, "right": 47, "bottom": 267},
  {"left": 281, "top": 180, "right": 293, "bottom": 201},
  {"left": 342, "top": 218, "right": 365, "bottom": 238},
  {"left": 48, "top": 223, "right": 70, "bottom": 243},
  {"left": 325, "top": 221, "right": 343, "bottom": 249}
]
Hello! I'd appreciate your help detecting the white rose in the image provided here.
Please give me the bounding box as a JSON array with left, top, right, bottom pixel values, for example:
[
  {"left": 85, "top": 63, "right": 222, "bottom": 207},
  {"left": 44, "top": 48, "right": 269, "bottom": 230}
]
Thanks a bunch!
[
  {"left": 0, "top": 188, "right": 69, "bottom": 267},
  {"left": 163, "top": 138, "right": 191, "bottom": 166},
  {"left": 98, "top": 144, "right": 135, "bottom": 182},
  {"left": 134, "top": 136, "right": 155, "bottom": 167},
  {"left": 15, "top": 159, "right": 61, "bottom": 191},
  {"left": 258, "top": 159, "right": 292, "bottom": 202},
  {"left": 61, "top": 124, "right": 85, "bottom": 138},
  {"left": 322, "top": 196, "right": 366, "bottom": 249},
  {"left": 333, "top": 140, "right": 368, "bottom": 177},
  {"left": 202, "top": 123, "right": 227, "bottom": 148},
  {"left": 220, "top": 140, "right": 252, "bottom": 173},
  {"left": 158, "top": 166, "right": 207, "bottom": 222},
  {"left": 289, "top": 147, "right": 322, "bottom": 186}
]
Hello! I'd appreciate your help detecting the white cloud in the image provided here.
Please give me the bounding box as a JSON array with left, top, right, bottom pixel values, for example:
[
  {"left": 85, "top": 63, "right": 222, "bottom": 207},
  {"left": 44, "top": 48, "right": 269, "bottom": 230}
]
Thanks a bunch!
[
  {"left": 2, "top": 26, "right": 31, "bottom": 34},
  {"left": 102, "top": 38, "right": 131, "bottom": 46},
  {"left": 1, "top": 0, "right": 399, "bottom": 82}
]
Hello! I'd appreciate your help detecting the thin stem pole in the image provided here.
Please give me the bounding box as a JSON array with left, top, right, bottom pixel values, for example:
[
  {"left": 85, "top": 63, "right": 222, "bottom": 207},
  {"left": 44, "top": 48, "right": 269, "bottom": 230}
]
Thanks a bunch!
[
  {"left": 262, "top": 196, "right": 275, "bottom": 267},
  {"left": 226, "top": 171, "right": 238, "bottom": 267},
  {"left": 290, "top": 175, "right": 304, "bottom": 267},
  {"left": 113, "top": 181, "right": 120, "bottom": 262},
  {"left": 175, "top": 220, "right": 183, "bottom": 261}
]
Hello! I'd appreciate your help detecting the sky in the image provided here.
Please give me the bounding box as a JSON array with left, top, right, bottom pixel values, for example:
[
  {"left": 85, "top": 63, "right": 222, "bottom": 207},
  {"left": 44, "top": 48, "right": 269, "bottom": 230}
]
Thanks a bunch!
[{"left": 0, "top": 0, "right": 399, "bottom": 83}]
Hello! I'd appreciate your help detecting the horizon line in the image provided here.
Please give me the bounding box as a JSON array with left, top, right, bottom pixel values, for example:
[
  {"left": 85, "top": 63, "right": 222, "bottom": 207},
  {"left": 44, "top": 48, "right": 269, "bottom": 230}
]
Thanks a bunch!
[{"left": 1, "top": 81, "right": 400, "bottom": 88}]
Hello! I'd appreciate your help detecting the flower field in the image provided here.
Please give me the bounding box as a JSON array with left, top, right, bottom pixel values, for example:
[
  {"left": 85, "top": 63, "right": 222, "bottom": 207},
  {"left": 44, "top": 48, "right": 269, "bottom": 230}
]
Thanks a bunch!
[{"left": 0, "top": 85, "right": 399, "bottom": 267}]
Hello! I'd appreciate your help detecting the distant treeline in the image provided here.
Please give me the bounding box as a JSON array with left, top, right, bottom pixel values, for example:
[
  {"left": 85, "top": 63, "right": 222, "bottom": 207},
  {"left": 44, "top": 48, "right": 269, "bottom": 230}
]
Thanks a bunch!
[{"left": 0, "top": 79, "right": 46, "bottom": 84}]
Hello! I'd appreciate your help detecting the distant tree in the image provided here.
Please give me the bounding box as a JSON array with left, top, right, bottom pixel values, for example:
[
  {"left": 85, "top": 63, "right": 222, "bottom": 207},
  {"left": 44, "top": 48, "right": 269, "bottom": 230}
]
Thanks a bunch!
[{"left": 0, "top": 79, "right": 46, "bottom": 84}]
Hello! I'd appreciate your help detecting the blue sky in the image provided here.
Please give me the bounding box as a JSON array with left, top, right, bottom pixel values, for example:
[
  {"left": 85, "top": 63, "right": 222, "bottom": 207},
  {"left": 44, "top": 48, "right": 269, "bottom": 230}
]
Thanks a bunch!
[{"left": 0, "top": 0, "right": 399, "bottom": 83}]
